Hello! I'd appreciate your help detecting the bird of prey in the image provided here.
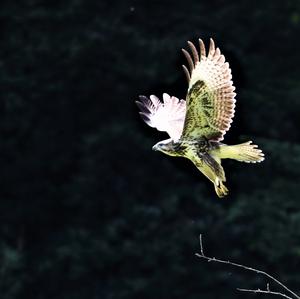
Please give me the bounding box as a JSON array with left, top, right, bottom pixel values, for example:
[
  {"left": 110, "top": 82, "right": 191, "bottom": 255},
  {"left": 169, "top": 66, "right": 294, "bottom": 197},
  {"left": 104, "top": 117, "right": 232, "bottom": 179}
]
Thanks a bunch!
[{"left": 136, "top": 38, "right": 264, "bottom": 198}]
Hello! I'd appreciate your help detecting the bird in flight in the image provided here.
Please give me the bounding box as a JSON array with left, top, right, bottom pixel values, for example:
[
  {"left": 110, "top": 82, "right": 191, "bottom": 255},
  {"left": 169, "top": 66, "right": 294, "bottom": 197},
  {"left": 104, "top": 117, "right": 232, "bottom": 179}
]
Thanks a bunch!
[{"left": 136, "top": 38, "right": 264, "bottom": 198}]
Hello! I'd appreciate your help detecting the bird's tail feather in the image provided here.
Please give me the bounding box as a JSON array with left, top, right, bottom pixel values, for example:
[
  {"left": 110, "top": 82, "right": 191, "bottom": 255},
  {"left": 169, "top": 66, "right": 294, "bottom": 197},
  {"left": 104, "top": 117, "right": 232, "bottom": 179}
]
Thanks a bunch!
[{"left": 216, "top": 141, "right": 264, "bottom": 163}]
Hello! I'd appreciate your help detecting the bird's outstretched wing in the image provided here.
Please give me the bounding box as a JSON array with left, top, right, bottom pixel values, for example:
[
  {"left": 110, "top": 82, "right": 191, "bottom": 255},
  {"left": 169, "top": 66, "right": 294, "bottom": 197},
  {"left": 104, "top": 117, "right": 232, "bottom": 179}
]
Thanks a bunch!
[
  {"left": 136, "top": 93, "right": 186, "bottom": 140},
  {"left": 181, "top": 38, "right": 236, "bottom": 141}
]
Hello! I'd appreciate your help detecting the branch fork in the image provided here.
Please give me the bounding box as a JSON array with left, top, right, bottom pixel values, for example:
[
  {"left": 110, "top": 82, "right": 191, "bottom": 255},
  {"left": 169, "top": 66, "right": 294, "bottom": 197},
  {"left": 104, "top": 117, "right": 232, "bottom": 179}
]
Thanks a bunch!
[{"left": 196, "top": 234, "right": 299, "bottom": 299}]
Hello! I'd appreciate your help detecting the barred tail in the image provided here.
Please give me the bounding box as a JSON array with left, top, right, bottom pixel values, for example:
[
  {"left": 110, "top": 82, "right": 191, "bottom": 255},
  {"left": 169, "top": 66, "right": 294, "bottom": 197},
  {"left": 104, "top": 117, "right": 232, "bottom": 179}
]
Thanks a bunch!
[{"left": 215, "top": 141, "right": 265, "bottom": 163}]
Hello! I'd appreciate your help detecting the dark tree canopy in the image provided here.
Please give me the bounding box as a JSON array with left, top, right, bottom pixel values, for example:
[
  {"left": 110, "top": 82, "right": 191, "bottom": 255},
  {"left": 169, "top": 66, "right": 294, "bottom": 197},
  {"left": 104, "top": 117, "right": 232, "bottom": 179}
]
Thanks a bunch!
[{"left": 0, "top": 1, "right": 300, "bottom": 298}]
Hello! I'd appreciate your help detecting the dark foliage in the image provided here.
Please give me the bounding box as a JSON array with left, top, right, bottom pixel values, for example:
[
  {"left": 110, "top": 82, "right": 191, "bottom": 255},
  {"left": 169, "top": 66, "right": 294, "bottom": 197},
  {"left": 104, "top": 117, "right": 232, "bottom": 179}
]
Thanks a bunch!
[{"left": 0, "top": 0, "right": 300, "bottom": 298}]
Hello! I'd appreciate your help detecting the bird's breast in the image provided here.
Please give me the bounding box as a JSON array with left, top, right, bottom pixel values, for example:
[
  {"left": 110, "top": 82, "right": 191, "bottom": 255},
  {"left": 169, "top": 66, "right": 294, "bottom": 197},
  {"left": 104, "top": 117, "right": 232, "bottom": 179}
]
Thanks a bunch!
[{"left": 176, "top": 141, "right": 200, "bottom": 159}]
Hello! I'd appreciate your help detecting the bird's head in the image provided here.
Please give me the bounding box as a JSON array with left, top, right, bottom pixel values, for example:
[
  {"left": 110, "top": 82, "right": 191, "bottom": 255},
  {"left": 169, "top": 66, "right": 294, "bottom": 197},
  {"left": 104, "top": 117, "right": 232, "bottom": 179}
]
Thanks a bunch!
[{"left": 152, "top": 139, "right": 180, "bottom": 157}]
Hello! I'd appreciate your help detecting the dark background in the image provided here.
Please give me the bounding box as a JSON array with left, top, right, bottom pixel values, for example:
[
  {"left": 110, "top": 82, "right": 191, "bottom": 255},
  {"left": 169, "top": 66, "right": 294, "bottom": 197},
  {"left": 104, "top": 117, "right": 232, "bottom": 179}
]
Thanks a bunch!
[{"left": 0, "top": 1, "right": 300, "bottom": 298}]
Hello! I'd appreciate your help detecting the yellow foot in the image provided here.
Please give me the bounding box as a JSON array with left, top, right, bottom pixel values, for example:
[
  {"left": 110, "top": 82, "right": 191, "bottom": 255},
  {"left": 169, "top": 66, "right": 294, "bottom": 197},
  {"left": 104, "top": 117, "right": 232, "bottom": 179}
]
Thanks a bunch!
[{"left": 214, "top": 180, "right": 229, "bottom": 198}]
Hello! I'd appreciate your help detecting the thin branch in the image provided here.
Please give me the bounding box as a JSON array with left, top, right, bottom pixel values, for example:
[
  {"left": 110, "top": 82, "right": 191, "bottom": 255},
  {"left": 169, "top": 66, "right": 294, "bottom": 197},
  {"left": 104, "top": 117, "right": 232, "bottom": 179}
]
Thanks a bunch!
[
  {"left": 195, "top": 234, "right": 300, "bottom": 299},
  {"left": 237, "top": 287, "right": 294, "bottom": 299}
]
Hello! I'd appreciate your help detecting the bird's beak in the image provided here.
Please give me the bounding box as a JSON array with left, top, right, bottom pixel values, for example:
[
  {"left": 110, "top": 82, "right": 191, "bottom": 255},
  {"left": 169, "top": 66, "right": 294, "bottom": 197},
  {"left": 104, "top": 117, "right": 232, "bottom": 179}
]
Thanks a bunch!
[{"left": 152, "top": 144, "right": 159, "bottom": 151}]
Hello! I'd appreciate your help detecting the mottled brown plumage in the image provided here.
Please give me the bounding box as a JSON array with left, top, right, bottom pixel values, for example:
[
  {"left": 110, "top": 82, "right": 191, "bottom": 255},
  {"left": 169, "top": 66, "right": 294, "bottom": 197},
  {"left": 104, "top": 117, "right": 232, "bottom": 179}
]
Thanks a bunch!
[
  {"left": 136, "top": 38, "right": 264, "bottom": 198},
  {"left": 182, "top": 38, "right": 236, "bottom": 141}
]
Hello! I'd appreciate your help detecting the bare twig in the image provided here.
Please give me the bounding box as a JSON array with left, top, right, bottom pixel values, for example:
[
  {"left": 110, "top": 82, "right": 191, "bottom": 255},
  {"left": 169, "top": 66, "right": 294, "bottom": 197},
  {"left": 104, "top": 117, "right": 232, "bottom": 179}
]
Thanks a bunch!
[
  {"left": 195, "top": 234, "right": 300, "bottom": 299},
  {"left": 237, "top": 286, "right": 294, "bottom": 299}
]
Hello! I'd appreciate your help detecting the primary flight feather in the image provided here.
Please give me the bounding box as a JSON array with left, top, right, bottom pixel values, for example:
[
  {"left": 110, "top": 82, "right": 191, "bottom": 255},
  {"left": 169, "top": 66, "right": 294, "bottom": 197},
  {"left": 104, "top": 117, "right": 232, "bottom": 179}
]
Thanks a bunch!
[{"left": 136, "top": 38, "right": 264, "bottom": 198}]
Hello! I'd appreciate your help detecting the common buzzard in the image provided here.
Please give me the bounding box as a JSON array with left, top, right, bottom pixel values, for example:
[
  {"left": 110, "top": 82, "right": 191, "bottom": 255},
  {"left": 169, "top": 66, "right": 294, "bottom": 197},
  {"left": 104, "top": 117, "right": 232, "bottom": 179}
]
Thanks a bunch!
[{"left": 136, "top": 38, "right": 264, "bottom": 198}]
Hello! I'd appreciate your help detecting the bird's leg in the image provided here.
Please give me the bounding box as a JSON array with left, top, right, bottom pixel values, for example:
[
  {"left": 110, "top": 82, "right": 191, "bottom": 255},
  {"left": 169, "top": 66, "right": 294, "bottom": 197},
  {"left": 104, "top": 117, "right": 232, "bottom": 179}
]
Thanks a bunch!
[{"left": 191, "top": 152, "right": 228, "bottom": 198}]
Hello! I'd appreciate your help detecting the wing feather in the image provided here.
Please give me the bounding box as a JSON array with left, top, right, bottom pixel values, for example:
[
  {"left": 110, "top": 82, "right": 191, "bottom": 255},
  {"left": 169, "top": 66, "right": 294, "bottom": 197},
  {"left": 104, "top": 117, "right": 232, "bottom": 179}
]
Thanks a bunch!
[
  {"left": 136, "top": 93, "right": 186, "bottom": 140},
  {"left": 181, "top": 38, "right": 236, "bottom": 141},
  {"left": 182, "top": 65, "right": 190, "bottom": 81},
  {"left": 181, "top": 49, "right": 194, "bottom": 72}
]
